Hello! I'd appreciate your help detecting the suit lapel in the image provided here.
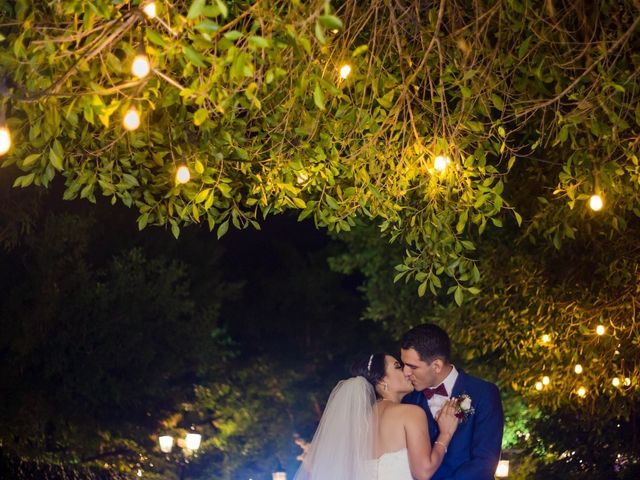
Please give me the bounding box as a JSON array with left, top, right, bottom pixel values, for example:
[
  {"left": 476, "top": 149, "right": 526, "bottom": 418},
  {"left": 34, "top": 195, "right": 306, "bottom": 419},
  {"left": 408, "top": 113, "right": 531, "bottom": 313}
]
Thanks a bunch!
[{"left": 419, "top": 395, "right": 438, "bottom": 442}]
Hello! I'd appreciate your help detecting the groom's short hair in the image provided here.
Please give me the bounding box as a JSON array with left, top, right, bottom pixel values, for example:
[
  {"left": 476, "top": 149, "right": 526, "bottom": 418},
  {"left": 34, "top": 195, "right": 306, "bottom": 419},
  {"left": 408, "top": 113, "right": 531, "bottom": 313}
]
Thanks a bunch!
[{"left": 401, "top": 323, "right": 451, "bottom": 363}]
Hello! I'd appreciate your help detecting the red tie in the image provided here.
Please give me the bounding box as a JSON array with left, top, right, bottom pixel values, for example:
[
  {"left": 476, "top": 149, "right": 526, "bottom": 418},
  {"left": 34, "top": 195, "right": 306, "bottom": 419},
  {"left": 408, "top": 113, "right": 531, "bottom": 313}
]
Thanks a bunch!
[{"left": 423, "top": 384, "right": 448, "bottom": 400}]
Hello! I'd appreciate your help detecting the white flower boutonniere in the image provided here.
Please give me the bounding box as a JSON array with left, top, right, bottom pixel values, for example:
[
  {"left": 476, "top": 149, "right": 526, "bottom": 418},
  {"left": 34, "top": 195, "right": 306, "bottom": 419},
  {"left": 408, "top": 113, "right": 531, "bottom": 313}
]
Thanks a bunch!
[{"left": 454, "top": 394, "right": 475, "bottom": 423}]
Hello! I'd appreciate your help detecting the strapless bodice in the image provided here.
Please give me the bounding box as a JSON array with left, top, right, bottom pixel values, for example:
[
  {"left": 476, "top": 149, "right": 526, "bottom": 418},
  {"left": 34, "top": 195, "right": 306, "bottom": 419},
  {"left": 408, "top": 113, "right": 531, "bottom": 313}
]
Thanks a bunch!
[{"left": 376, "top": 448, "right": 413, "bottom": 480}]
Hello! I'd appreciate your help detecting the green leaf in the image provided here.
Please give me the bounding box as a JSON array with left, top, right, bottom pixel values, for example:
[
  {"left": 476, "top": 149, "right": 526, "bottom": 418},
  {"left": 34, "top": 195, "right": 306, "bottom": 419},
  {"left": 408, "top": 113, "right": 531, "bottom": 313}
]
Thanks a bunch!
[
  {"left": 248, "top": 36, "right": 270, "bottom": 49},
  {"left": 314, "top": 21, "right": 326, "bottom": 44},
  {"left": 313, "top": 84, "right": 326, "bottom": 110},
  {"left": 137, "top": 213, "right": 149, "bottom": 230},
  {"left": 454, "top": 286, "right": 464, "bottom": 306},
  {"left": 491, "top": 94, "right": 505, "bottom": 111},
  {"left": 195, "top": 20, "right": 220, "bottom": 34},
  {"left": 518, "top": 36, "right": 532, "bottom": 59},
  {"left": 514, "top": 211, "right": 522, "bottom": 226},
  {"left": 318, "top": 15, "right": 343, "bottom": 30},
  {"left": 49, "top": 143, "right": 64, "bottom": 171},
  {"left": 195, "top": 188, "right": 212, "bottom": 203},
  {"left": 204, "top": 191, "right": 214, "bottom": 210},
  {"left": 183, "top": 46, "right": 207, "bottom": 67},
  {"left": 194, "top": 108, "right": 209, "bottom": 126},
  {"left": 377, "top": 90, "right": 394, "bottom": 109},
  {"left": 146, "top": 28, "right": 166, "bottom": 47},
  {"left": 223, "top": 30, "right": 243, "bottom": 41},
  {"left": 351, "top": 45, "right": 369, "bottom": 57},
  {"left": 122, "top": 174, "right": 139, "bottom": 187},
  {"left": 13, "top": 173, "right": 35, "bottom": 188},
  {"left": 217, "top": 219, "right": 229, "bottom": 239},
  {"left": 22, "top": 154, "right": 41, "bottom": 168},
  {"left": 325, "top": 195, "right": 338, "bottom": 209},
  {"left": 456, "top": 210, "right": 468, "bottom": 234},
  {"left": 214, "top": 0, "right": 228, "bottom": 18},
  {"left": 217, "top": 183, "right": 232, "bottom": 197},
  {"left": 187, "top": 0, "right": 206, "bottom": 20}
]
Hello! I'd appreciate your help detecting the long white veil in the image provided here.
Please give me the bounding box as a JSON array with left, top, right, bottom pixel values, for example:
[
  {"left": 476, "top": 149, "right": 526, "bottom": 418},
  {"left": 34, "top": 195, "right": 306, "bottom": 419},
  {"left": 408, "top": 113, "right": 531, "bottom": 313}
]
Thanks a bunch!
[{"left": 294, "top": 376, "right": 377, "bottom": 480}]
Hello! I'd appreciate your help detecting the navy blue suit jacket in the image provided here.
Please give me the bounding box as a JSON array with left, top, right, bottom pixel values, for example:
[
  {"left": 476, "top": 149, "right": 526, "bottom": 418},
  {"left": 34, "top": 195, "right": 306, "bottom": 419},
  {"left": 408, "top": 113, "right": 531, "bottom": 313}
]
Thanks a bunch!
[{"left": 402, "top": 369, "right": 504, "bottom": 480}]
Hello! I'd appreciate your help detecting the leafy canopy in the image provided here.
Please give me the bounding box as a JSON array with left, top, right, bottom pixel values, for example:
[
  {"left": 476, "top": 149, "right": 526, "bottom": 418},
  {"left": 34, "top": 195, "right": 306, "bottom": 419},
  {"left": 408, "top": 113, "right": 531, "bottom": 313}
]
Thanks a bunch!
[{"left": 3, "top": 0, "right": 638, "bottom": 296}]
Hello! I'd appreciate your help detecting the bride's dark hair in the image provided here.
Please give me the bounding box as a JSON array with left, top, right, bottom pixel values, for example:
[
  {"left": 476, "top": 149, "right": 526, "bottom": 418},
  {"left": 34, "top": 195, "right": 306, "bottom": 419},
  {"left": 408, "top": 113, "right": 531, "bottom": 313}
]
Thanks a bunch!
[{"left": 350, "top": 353, "right": 386, "bottom": 398}]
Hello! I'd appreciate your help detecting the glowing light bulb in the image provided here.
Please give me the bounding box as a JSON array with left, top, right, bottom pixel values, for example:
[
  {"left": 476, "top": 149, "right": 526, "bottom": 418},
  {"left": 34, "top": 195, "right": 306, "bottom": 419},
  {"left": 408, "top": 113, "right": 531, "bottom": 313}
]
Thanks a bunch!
[
  {"left": 577, "top": 386, "right": 587, "bottom": 397},
  {"left": 185, "top": 433, "right": 201, "bottom": 451},
  {"left": 158, "top": 435, "right": 173, "bottom": 453},
  {"left": 176, "top": 165, "right": 190, "bottom": 184},
  {"left": 123, "top": 107, "right": 141, "bottom": 131},
  {"left": 0, "top": 126, "right": 11, "bottom": 155},
  {"left": 339, "top": 64, "right": 352, "bottom": 79},
  {"left": 612, "top": 377, "right": 621, "bottom": 387},
  {"left": 535, "top": 381, "right": 543, "bottom": 391},
  {"left": 434, "top": 155, "right": 451, "bottom": 173},
  {"left": 542, "top": 376, "right": 550, "bottom": 385},
  {"left": 496, "top": 460, "right": 509, "bottom": 478},
  {"left": 624, "top": 377, "right": 631, "bottom": 386},
  {"left": 132, "top": 54, "right": 151, "bottom": 79},
  {"left": 541, "top": 334, "right": 551, "bottom": 344},
  {"left": 596, "top": 325, "right": 605, "bottom": 335},
  {"left": 574, "top": 364, "right": 583, "bottom": 374},
  {"left": 143, "top": 1, "right": 157, "bottom": 18},
  {"left": 589, "top": 194, "right": 603, "bottom": 211}
]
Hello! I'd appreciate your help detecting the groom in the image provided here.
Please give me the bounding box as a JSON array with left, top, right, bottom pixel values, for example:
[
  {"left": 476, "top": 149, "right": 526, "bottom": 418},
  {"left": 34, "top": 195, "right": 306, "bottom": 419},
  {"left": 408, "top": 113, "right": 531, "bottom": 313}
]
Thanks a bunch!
[{"left": 401, "top": 324, "right": 504, "bottom": 480}]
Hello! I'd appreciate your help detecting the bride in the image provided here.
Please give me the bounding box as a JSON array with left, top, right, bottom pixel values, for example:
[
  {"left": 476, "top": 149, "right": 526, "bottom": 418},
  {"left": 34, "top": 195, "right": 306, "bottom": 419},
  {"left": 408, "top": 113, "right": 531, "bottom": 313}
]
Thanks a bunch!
[{"left": 294, "top": 353, "right": 459, "bottom": 480}]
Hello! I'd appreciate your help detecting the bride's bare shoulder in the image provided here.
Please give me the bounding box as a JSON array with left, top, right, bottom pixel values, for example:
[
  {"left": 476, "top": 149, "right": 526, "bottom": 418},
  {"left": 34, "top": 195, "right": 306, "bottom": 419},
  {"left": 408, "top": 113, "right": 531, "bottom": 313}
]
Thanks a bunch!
[
  {"left": 380, "top": 402, "right": 426, "bottom": 420},
  {"left": 398, "top": 403, "right": 427, "bottom": 421}
]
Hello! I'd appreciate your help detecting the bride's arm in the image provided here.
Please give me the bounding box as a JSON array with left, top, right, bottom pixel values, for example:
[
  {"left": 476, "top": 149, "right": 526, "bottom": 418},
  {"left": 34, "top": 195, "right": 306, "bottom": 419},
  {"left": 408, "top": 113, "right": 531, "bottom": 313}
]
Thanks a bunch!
[{"left": 404, "top": 404, "right": 456, "bottom": 480}]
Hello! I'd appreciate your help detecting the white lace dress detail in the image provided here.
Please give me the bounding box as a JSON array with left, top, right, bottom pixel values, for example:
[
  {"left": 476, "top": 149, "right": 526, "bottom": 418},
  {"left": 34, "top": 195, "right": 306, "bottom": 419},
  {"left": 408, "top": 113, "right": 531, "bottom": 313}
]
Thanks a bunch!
[{"left": 377, "top": 448, "right": 413, "bottom": 480}]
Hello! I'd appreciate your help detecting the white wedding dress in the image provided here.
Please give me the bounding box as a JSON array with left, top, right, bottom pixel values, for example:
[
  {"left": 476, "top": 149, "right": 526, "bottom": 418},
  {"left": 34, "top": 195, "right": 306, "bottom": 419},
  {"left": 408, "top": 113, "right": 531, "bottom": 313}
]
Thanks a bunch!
[
  {"left": 376, "top": 448, "right": 413, "bottom": 480},
  {"left": 294, "top": 377, "right": 415, "bottom": 480}
]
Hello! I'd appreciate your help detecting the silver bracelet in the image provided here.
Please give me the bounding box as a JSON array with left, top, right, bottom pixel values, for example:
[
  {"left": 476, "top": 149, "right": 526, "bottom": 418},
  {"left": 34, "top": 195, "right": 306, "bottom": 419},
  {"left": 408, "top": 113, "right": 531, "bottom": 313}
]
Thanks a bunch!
[{"left": 434, "top": 440, "right": 448, "bottom": 454}]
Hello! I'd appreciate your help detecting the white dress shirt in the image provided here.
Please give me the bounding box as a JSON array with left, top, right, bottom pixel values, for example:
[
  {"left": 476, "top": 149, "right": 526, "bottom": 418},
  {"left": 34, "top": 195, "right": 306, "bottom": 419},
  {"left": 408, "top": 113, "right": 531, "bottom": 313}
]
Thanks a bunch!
[{"left": 427, "top": 365, "right": 459, "bottom": 418}]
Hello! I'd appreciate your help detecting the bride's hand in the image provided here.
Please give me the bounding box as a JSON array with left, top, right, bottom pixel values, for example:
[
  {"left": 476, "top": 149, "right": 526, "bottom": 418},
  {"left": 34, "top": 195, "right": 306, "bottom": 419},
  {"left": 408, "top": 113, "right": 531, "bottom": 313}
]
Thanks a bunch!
[{"left": 435, "top": 399, "right": 459, "bottom": 437}]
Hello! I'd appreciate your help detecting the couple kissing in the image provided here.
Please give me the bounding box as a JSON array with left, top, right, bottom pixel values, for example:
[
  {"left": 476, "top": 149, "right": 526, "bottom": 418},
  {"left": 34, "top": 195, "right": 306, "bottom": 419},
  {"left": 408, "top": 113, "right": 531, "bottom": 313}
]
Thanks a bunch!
[{"left": 294, "top": 323, "right": 504, "bottom": 480}]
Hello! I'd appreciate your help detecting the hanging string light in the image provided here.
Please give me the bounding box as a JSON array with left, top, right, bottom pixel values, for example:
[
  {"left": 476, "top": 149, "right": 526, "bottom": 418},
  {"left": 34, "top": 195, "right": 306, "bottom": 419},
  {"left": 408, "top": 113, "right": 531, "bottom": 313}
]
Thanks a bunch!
[
  {"left": 612, "top": 377, "right": 621, "bottom": 387},
  {"left": 123, "top": 106, "right": 141, "bottom": 131},
  {"left": 142, "top": 2, "right": 177, "bottom": 36},
  {"left": 542, "top": 376, "right": 550, "bottom": 386},
  {"left": 535, "top": 381, "right": 543, "bottom": 391},
  {"left": 433, "top": 155, "right": 451, "bottom": 173},
  {"left": 132, "top": 44, "right": 151, "bottom": 79},
  {"left": 589, "top": 170, "right": 603, "bottom": 211},
  {"left": 339, "top": 64, "right": 352, "bottom": 80},
  {"left": 589, "top": 194, "right": 603, "bottom": 211},
  {"left": 142, "top": 1, "right": 157, "bottom": 18},
  {"left": 576, "top": 386, "right": 587, "bottom": 397},
  {"left": 0, "top": 125, "right": 10, "bottom": 155},
  {"left": 574, "top": 364, "right": 583, "bottom": 374},
  {"left": 596, "top": 325, "right": 606, "bottom": 335},
  {"left": 541, "top": 334, "right": 551, "bottom": 344},
  {"left": 175, "top": 164, "right": 190, "bottom": 184},
  {"left": 0, "top": 95, "right": 11, "bottom": 156}
]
